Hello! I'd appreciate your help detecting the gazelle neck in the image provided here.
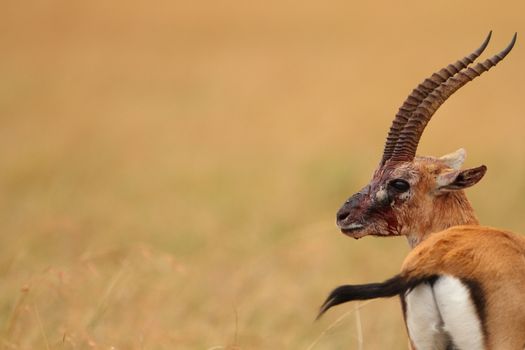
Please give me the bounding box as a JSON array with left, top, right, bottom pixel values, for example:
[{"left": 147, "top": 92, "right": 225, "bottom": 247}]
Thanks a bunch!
[{"left": 406, "top": 191, "right": 479, "bottom": 248}]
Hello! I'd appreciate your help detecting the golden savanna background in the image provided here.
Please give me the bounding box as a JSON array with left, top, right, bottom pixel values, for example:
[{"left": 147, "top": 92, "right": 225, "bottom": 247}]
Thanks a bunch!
[{"left": 1, "top": 1, "right": 525, "bottom": 349}]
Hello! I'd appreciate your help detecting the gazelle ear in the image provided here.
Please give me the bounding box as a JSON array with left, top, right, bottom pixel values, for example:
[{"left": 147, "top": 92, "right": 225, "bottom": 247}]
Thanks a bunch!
[
  {"left": 437, "top": 165, "right": 487, "bottom": 192},
  {"left": 439, "top": 148, "right": 466, "bottom": 170}
]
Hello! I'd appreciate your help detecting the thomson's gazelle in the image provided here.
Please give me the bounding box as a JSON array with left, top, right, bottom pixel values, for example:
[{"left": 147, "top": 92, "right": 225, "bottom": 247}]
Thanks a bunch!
[{"left": 318, "top": 32, "right": 524, "bottom": 350}]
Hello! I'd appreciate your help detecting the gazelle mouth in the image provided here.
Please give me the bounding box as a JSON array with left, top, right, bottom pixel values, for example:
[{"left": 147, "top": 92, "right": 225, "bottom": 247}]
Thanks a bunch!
[
  {"left": 339, "top": 222, "right": 369, "bottom": 239},
  {"left": 340, "top": 223, "right": 364, "bottom": 235}
]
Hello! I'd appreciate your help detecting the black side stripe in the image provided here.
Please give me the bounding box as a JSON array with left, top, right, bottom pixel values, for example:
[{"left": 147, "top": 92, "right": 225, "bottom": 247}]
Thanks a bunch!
[{"left": 461, "top": 278, "right": 488, "bottom": 341}]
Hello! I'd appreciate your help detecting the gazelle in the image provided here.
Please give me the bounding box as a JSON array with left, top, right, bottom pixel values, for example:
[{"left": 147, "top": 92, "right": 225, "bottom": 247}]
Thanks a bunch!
[{"left": 318, "top": 33, "right": 525, "bottom": 350}]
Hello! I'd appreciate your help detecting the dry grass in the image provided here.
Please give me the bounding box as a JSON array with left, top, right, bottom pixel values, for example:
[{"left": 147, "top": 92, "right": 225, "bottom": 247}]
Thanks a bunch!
[{"left": 1, "top": 0, "right": 525, "bottom": 349}]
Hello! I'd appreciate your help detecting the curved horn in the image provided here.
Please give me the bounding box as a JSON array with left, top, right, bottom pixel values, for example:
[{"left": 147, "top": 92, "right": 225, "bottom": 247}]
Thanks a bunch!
[
  {"left": 390, "top": 33, "right": 517, "bottom": 162},
  {"left": 381, "top": 32, "right": 493, "bottom": 165}
]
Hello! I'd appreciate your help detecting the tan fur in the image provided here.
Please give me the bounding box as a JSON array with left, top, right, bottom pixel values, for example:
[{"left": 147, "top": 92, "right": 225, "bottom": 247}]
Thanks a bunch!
[
  {"left": 396, "top": 159, "right": 525, "bottom": 349},
  {"left": 402, "top": 226, "right": 525, "bottom": 350}
]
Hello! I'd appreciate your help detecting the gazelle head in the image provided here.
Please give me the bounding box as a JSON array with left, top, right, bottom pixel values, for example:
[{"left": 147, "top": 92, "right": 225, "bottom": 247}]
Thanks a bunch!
[{"left": 336, "top": 32, "right": 516, "bottom": 246}]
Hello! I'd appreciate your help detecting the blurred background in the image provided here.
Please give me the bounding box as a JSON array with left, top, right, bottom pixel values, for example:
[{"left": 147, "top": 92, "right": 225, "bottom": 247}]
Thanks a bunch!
[{"left": 1, "top": 1, "right": 524, "bottom": 349}]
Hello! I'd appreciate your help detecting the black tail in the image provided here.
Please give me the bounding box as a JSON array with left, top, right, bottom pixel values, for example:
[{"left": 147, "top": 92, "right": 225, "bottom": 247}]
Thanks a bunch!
[{"left": 317, "top": 274, "right": 425, "bottom": 319}]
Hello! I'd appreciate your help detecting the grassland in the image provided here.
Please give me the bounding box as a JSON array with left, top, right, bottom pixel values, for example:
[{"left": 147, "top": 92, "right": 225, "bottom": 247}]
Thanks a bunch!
[{"left": 1, "top": 1, "right": 525, "bottom": 349}]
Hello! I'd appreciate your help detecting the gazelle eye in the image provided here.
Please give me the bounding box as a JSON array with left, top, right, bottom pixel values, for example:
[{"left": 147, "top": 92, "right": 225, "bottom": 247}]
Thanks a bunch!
[{"left": 389, "top": 179, "right": 410, "bottom": 192}]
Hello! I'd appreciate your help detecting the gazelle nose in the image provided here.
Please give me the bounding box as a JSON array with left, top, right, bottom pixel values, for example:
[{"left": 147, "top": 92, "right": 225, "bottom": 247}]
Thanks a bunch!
[
  {"left": 336, "top": 207, "right": 351, "bottom": 223},
  {"left": 336, "top": 192, "right": 365, "bottom": 226}
]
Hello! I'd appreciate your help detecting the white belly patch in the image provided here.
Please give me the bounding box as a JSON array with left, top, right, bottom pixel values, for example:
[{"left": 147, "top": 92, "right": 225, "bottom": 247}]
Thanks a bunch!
[{"left": 405, "top": 275, "right": 484, "bottom": 350}]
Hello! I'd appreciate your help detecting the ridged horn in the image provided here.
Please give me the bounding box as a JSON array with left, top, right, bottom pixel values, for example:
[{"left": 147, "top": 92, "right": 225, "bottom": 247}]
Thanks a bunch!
[
  {"left": 390, "top": 33, "right": 517, "bottom": 162},
  {"left": 380, "top": 32, "right": 493, "bottom": 165}
]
